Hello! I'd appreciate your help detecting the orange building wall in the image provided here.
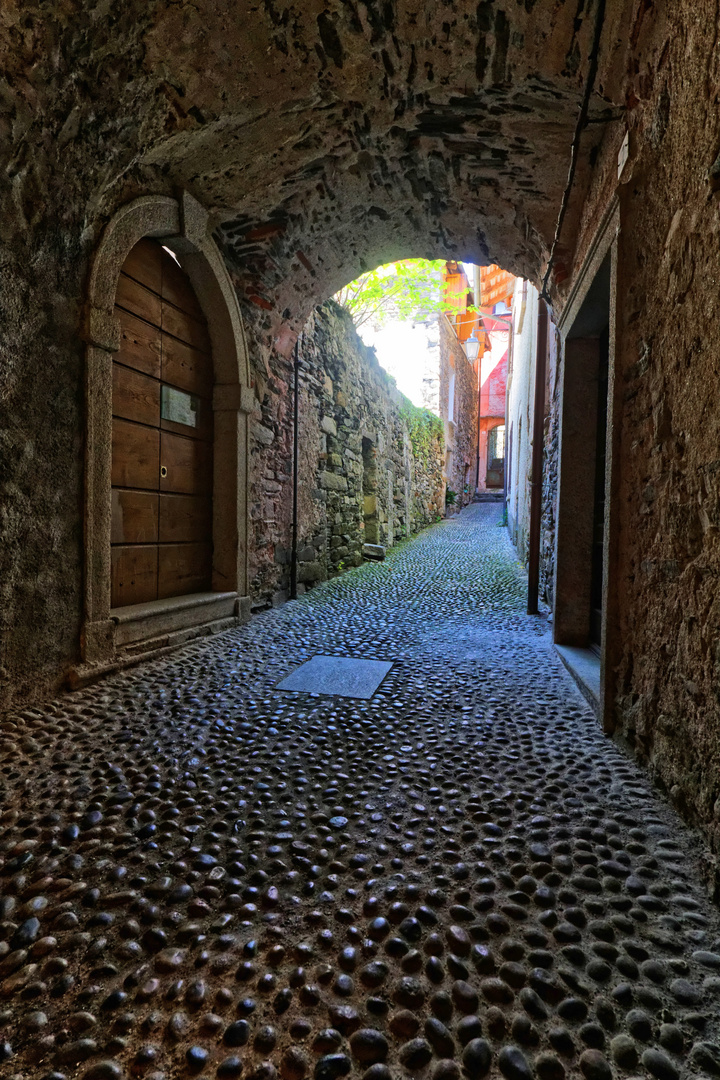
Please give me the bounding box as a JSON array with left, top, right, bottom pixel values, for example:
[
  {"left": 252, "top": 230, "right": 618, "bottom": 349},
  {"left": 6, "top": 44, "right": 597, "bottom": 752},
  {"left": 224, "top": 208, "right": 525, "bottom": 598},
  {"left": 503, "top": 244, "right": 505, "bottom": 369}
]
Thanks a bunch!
[{"left": 479, "top": 264, "right": 515, "bottom": 310}]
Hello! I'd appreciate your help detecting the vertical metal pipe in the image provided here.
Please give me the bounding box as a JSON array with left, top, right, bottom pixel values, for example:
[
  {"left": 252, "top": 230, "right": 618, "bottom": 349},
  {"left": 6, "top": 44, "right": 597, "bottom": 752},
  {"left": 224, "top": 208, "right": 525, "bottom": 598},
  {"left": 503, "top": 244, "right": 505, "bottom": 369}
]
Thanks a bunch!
[
  {"left": 527, "top": 299, "right": 548, "bottom": 615},
  {"left": 290, "top": 340, "right": 300, "bottom": 600}
]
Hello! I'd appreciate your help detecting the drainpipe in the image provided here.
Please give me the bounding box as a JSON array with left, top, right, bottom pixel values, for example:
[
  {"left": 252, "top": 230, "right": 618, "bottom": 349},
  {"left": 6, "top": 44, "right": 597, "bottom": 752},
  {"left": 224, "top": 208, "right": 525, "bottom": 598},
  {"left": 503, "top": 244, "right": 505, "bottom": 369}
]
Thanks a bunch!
[
  {"left": 289, "top": 340, "right": 300, "bottom": 600},
  {"left": 527, "top": 298, "right": 548, "bottom": 615}
]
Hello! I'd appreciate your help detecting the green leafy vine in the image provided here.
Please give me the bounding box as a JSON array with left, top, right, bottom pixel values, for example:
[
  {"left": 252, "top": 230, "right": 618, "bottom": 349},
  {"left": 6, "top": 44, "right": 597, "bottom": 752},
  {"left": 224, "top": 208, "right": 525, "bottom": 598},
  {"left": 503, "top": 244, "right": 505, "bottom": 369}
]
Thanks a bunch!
[{"left": 399, "top": 399, "right": 444, "bottom": 468}]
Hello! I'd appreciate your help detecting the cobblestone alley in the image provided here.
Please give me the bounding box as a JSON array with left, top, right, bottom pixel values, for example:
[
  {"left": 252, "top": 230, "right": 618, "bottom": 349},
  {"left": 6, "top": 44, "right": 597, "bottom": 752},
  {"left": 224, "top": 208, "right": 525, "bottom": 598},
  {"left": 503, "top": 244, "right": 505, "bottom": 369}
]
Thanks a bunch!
[{"left": 1, "top": 505, "right": 720, "bottom": 1080}]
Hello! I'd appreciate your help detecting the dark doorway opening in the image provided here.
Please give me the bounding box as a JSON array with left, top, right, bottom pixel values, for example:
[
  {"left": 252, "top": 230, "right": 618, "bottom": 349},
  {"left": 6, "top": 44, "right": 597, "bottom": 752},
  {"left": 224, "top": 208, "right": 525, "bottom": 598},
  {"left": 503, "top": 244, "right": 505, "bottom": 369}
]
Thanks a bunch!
[
  {"left": 362, "top": 436, "right": 379, "bottom": 544},
  {"left": 554, "top": 251, "right": 612, "bottom": 651},
  {"left": 589, "top": 326, "right": 609, "bottom": 651}
]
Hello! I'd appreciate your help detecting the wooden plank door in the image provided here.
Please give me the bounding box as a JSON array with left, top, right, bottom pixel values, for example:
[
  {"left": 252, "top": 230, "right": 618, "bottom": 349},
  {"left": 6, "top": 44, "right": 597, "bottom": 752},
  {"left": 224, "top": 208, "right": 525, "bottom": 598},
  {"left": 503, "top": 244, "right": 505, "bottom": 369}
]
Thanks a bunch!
[{"left": 111, "top": 239, "right": 214, "bottom": 608}]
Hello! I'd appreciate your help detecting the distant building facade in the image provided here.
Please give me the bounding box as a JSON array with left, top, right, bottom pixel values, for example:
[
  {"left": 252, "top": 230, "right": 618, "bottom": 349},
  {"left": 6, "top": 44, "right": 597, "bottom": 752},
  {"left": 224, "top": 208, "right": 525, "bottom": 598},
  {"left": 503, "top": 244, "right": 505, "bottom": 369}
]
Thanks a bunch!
[
  {"left": 439, "top": 262, "right": 480, "bottom": 510},
  {"left": 439, "top": 261, "right": 516, "bottom": 509},
  {"left": 475, "top": 265, "right": 514, "bottom": 494}
]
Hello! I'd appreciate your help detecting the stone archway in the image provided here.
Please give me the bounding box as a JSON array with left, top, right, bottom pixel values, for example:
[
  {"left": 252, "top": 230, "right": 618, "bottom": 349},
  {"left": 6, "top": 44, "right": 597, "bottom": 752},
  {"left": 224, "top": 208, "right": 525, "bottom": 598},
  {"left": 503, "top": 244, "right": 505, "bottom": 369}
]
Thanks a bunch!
[{"left": 79, "top": 193, "right": 254, "bottom": 679}]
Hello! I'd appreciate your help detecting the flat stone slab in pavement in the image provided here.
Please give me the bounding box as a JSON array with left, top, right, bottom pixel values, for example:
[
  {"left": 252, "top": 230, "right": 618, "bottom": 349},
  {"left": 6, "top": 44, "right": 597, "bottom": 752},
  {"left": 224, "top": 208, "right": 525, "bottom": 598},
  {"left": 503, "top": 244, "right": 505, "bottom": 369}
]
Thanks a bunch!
[{"left": 277, "top": 653, "right": 392, "bottom": 697}]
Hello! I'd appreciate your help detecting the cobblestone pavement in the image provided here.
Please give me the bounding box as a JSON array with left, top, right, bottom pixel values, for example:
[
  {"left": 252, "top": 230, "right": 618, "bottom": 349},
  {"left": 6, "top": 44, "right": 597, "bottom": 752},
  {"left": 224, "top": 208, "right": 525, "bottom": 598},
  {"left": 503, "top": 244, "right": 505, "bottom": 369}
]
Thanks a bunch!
[{"left": 2, "top": 504, "right": 720, "bottom": 1080}]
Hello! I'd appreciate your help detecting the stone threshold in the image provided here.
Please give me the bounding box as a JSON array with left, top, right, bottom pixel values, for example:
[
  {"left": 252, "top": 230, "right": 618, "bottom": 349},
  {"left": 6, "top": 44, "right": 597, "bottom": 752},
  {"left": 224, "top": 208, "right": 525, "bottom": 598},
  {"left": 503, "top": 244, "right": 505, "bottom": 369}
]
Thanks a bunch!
[
  {"left": 554, "top": 644, "right": 601, "bottom": 714},
  {"left": 68, "top": 593, "right": 251, "bottom": 690},
  {"left": 112, "top": 591, "right": 238, "bottom": 646},
  {"left": 68, "top": 614, "right": 240, "bottom": 690}
]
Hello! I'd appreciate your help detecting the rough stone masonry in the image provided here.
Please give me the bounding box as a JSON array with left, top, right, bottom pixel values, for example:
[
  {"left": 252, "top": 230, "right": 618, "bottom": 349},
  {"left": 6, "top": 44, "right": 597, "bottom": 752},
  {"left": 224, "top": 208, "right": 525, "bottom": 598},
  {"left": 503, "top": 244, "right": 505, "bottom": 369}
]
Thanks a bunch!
[{"left": 247, "top": 300, "right": 444, "bottom": 607}]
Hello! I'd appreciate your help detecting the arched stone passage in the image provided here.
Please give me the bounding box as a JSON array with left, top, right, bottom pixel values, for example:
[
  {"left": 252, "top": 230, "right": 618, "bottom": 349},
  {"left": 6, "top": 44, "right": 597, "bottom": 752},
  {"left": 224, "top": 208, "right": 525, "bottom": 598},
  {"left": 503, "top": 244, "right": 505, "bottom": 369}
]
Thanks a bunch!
[
  {"left": 1, "top": 3, "right": 640, "bottom": 363},
  {"left": 80, "top": 193, "right": 254, "bottom": 678},
  {"left": 128, "top": 2, "right": 634, "bottom": 346}
]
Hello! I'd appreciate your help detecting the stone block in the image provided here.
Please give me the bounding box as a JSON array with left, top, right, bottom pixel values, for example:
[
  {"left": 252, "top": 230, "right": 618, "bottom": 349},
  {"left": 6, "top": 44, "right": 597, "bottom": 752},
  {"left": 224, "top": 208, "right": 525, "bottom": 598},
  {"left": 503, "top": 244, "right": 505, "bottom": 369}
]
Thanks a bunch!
[
  {"left": 252, "top": 421, "right": 275, "bottom": 446},
  {"left": 298, "top": 545, "right": 316, "bottom": 562},
  {"left": 297, "top": 561, "right": 325, "bottom": 583},
  {"left": 362, "top": 543, "right": 386, "bottom": 561},
  {"left": 364, "top": 495, "right": 377, "bottom": 516},
  {"left": 321, "top": 415, "right": 337, "bottom": 436},
  {"left": 236, "top": 596, "right": 252, "bottom": 623},
  {"left": 320, "top": 472, "right": 348, "bottom": 492}
]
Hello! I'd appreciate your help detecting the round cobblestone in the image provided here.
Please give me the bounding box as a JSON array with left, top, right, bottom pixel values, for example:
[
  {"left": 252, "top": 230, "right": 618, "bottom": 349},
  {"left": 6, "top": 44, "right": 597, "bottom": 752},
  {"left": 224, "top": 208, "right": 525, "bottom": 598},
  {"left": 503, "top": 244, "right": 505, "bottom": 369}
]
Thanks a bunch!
[{"left": 1, "top": 505, "right": 719, "bottom": 1078}]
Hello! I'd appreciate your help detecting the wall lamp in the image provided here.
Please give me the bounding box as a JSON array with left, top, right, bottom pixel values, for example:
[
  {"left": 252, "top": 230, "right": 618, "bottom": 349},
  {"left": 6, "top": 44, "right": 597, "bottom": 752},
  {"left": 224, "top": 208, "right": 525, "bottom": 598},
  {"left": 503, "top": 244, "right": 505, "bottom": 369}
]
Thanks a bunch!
[{"left": 465, "top": 330, "right": 482, "bottom": 362}]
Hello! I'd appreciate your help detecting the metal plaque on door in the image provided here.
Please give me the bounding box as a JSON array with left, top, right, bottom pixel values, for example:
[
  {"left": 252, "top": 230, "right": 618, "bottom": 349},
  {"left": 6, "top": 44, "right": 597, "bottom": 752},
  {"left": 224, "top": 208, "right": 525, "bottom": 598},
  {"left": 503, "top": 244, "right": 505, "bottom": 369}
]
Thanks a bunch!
[{"left": 161, "top": 385, "right": 198, "bottom": 428}]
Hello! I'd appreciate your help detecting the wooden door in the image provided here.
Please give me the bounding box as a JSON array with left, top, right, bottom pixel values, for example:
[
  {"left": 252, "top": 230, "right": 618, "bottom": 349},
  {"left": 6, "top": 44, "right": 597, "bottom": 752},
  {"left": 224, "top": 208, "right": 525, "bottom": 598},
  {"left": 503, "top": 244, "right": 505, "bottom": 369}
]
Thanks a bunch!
[{"left": 111, "top": 238, "right": 214, "bottom": 608}]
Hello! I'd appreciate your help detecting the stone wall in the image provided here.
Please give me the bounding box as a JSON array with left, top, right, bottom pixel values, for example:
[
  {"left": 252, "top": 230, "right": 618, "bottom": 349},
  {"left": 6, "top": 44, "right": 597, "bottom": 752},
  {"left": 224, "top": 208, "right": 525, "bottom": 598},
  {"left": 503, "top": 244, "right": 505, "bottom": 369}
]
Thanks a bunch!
[
  {"left": 246, "top": 300, "right": 444, "bottom": 607},
  {"left": 507, "top": 283, "right": 538, "bottom": 562},
  {"left": 439, "top": 316, "right": 478, "bottom": 510},
  {"left": 507, "top": 284, "right": 558, "bottom": 607},
  {"left": 586, "top": 0, "right": 720, "bottom": 891},
  {"left": 539, "top": 324, "right": 560, "bottom": 608}
]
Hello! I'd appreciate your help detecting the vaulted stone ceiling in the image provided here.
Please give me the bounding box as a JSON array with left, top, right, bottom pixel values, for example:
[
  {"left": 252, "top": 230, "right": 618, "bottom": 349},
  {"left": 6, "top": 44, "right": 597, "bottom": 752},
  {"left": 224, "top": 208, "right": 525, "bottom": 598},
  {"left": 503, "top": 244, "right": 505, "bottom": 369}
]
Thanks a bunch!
[{"left": 2, "top": 0, "right": 644, "bottom": 343}]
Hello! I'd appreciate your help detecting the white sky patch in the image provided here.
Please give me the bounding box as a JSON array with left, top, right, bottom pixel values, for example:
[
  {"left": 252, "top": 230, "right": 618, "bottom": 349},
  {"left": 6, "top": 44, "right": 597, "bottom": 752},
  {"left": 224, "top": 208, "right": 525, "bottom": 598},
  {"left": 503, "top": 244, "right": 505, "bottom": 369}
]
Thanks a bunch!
[{"left": 359, "top": 318, "right": 440, "bottom": 415}]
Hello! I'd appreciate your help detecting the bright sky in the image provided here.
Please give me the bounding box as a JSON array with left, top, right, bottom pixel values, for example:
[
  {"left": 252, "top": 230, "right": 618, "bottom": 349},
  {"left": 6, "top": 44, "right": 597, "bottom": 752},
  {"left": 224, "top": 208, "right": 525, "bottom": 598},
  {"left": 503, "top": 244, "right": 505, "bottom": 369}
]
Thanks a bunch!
[{"left": 359, "top": 319, "right": 440, "bottom": 414}]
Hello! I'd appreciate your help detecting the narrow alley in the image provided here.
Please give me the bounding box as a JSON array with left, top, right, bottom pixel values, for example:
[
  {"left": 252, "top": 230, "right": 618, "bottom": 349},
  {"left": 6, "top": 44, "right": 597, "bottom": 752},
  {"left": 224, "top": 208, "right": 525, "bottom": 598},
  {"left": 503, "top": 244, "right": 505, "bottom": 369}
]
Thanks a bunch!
[{"left": 1, "top": 505, "right": 719, "bottom": 1080}]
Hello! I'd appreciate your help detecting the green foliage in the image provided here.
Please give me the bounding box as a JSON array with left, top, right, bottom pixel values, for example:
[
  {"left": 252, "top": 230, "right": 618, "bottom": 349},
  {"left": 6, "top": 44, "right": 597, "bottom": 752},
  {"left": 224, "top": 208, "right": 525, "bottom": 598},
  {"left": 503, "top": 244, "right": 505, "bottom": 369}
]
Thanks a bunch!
[
  {"left": 399, "top": 399, "right": 443, "bottom": 469},
  {"left": 445, "top": 487, "right": 457, "bottom": 505},
  {"left": 334, "top": 258, "right": 447, "bottom": 330}
]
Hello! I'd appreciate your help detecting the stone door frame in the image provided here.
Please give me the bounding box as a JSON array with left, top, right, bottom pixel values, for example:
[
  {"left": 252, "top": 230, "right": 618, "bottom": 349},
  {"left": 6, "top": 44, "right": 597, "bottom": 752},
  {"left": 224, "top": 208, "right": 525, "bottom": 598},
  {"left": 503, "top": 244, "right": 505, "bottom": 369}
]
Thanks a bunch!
[
  {"left": 80, "top": 193, "right": 254, "bottom": 676},
  {"left": 554, "top": 196, "right": 620, "bottom": 731}
]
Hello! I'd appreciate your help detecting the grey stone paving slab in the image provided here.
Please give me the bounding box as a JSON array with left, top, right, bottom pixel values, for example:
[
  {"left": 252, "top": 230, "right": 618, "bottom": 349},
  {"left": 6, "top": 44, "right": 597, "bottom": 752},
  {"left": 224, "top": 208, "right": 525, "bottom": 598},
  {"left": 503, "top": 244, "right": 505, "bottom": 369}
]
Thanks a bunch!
[{"left": 277, "top": 653, "right": 392, "bottom": 697}]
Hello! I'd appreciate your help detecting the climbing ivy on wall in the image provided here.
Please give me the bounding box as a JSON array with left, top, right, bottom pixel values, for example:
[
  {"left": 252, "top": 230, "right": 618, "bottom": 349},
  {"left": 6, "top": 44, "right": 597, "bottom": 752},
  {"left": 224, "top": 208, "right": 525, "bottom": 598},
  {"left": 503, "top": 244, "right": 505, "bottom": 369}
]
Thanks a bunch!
[{"left": 399, "top": 399, "right": 444, "bottom": 467}]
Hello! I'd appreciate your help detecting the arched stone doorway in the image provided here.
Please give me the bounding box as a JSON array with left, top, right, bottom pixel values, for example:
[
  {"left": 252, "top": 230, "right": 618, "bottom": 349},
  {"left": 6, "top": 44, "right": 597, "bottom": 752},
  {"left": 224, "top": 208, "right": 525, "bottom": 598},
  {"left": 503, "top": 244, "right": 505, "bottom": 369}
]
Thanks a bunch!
[{"left": 78, "top": 193, "right": 254, "bottom": 680}]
